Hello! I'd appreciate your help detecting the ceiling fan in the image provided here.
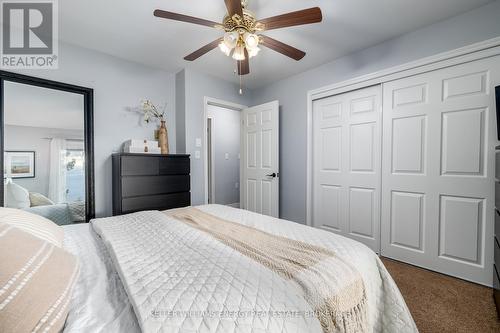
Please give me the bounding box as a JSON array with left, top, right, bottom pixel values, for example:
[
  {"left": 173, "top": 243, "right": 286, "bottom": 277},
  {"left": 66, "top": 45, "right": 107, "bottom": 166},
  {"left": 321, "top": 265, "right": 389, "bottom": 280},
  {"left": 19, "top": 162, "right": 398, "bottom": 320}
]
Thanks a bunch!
[{"left": 154, "top": 0, "right": 322, "bottom": 76}]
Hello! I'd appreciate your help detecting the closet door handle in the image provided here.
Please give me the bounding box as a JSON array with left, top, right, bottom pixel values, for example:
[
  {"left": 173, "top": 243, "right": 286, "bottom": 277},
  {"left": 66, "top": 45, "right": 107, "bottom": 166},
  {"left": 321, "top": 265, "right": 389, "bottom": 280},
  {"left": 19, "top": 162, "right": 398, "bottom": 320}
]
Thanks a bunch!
[{"left": 266, "top": 173, "right": 277, "bottom": 178}]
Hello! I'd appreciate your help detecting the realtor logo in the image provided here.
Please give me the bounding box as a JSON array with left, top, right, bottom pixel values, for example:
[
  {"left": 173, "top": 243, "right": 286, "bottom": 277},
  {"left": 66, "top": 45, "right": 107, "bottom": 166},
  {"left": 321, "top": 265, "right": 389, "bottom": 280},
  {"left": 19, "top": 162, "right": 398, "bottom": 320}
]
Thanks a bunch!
[{"left": 1, "top": 0, "right": 58, "bottom": 69}]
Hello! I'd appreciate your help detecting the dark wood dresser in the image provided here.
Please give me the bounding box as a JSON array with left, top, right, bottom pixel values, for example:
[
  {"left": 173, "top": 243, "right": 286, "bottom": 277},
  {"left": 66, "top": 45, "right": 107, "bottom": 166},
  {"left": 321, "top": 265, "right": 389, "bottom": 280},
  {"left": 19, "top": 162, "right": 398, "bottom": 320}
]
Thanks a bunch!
[
  {"left": 112, "top": 153, "right": 190, "bottom": 216},
  {"left": 495, "top": 146, "right": 500, "bottom": 316}
]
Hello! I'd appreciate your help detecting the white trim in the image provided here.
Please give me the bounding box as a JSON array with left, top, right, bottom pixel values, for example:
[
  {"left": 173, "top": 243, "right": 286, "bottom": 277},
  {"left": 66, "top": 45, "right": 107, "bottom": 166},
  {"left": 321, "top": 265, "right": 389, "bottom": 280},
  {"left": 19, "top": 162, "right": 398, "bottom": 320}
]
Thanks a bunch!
[
  {"left": 306, "top": 36, "right": 500, "bottom": 226},
  {"left": 207, "top": 116, "right": 215, "bottom": 204},
  {"left": 240, "top": 113, "right": 245, "bottom": 209},
  {"left": 203, "top": 97, "right": 247, "bottom": 205}
]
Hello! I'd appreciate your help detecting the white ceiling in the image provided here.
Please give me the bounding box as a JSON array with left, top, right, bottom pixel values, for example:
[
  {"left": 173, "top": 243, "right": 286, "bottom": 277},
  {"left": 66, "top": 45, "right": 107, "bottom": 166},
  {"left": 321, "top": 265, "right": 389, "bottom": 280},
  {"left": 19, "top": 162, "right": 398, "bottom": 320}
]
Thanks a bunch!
[
  {"left": 59, "top": 0, "right": 494, "bottom": 89},
  {"left": 4, "top": 81, "right": 84, "bottom": 130}
]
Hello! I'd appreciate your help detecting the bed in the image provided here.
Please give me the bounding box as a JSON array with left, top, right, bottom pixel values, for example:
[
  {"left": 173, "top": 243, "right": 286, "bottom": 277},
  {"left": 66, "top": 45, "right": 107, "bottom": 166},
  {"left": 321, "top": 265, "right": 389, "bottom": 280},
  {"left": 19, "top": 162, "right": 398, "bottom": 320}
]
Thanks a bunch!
[
  {"left": 5, "top": 180, "right": 86, "bottom": 226},
  {"left": 25, "top": 201, "right": 86, "bottom": 226},
  {"left": 62, "top": 223, "right": 140, "bottom": 332},
  {"left": 62, "top": 204, "right": 417, "bottom": 333}
]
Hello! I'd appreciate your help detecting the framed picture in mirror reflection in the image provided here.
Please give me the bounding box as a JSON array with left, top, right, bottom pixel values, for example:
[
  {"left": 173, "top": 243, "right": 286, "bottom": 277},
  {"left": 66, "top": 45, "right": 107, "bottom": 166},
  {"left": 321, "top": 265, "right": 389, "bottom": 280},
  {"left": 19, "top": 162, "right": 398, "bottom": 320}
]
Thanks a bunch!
[{"left": 4, "top": 151, "right": 35, "bottom": 179}]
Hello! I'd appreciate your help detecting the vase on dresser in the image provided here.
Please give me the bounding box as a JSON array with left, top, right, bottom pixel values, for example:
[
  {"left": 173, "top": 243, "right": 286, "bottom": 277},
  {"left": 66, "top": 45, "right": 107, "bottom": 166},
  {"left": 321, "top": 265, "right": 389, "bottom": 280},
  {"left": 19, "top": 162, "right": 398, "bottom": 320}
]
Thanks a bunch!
[{"left": 158, "top": 120, "right": 169, "bottom": 154}]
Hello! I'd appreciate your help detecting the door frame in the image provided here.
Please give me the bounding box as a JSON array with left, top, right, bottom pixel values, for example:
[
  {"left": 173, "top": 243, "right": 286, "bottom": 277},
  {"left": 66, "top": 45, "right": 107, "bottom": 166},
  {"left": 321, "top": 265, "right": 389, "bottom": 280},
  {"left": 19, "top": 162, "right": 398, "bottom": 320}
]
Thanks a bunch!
[
  {"left": 0, "top": 70, "right": 95, "bottom": 221},
  {"left": 306, "top": 36, "right": 500, "bottom": 226},
  {"left": 203, "top": 97, "right": 247, "bottom": 205},
  {"left": 207, "top": 116, "right": 215, "bottom": 204}
]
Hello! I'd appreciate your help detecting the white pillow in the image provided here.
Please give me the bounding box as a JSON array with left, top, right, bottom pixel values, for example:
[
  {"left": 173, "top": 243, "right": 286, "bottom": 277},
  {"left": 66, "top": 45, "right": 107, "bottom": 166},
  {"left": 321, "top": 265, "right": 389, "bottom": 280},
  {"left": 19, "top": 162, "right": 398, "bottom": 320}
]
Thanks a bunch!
[
  {"left": 4, "top": 181, "right": 30, "bottom": 209},
  {"left": 29, "top": 192, "right": 55, "bottom": 207},
  {"left": 0, "top": 208, "right": 64, "bottom": 248}
]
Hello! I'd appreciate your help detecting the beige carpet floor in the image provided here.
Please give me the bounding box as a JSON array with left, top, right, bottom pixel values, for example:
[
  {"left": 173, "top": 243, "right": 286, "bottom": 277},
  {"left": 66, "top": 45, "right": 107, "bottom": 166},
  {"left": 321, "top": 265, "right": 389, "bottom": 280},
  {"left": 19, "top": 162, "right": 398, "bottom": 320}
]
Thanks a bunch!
[{"left": 381, "top": 257, "right": 500, "bottom": 333}]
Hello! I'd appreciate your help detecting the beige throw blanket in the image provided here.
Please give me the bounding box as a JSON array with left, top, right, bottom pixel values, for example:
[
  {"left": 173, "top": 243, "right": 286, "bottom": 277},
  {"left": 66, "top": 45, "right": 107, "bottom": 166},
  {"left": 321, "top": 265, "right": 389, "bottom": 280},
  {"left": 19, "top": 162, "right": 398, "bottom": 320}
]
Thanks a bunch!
[{"left": 166, "top": 207, "right": 368, "bottom": 333}]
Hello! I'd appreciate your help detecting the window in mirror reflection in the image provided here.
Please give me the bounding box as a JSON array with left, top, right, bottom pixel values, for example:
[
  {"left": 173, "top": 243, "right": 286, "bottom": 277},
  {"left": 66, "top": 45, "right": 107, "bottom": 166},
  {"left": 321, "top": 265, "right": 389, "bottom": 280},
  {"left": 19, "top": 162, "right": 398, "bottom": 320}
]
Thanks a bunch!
[
  {"left": 65, "top": 148, "right": 85, "bottom": 202},
  {"left": 3, "top": 81, "right": 86, "bottom": 225}
]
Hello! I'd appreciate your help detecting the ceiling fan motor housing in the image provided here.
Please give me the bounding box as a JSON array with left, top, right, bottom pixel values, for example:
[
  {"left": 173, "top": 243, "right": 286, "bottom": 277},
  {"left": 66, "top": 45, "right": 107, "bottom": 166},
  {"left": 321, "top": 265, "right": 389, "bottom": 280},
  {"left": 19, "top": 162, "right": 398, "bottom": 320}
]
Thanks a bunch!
[{"left": 222, "top": 8, "right": 261, "bottom": 34}]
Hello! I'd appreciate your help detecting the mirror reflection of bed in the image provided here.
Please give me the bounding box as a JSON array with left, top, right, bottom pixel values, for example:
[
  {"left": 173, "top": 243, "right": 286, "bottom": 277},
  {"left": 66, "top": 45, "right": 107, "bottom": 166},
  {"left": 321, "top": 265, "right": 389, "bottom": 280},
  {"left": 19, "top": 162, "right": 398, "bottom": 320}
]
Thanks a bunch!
[{"left": 3, "top": 81, "right": 86, "bottom": 225}]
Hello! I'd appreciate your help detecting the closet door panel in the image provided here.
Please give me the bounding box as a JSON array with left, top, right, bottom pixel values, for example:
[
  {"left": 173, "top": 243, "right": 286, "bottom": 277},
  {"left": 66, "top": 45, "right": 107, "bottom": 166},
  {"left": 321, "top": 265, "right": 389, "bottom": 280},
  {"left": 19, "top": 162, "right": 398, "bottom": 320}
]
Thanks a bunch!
[
  {"left": 441, "top": 108, "right": 484, "bottom": 176},
  {"left": 381, "top": 56, "right": 500, "bottom": 285},
  {"left": 391, "top": 116, "right": 427, "bottom": 175},
  {"left": 349, "top": 187, "right": 375, "bottom": 239},
  {"left": 438, "top": 195, "right": 484, "bottom": 264},
  {"left": 390, "top": 191, "right": 425, "bottom": 251},
  {"left": 313, "top": 94, "right": 347, "bottom": 234},
  {"left": 313, "top": 85, "right": 382, "bottom": 252},
  {"left": 392, "top": 83, "right": 429, "bottom": 108},
  {"left": 350, "top": 122, "right": 376, "bottom": 173}
]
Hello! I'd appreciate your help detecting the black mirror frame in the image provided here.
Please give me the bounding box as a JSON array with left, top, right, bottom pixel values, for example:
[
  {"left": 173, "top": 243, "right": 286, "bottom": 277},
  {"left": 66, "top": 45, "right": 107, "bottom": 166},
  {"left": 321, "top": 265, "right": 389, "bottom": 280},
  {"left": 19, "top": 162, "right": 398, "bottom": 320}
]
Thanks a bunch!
[{"left": 0, "top": 70, "right": 95, "bottom": 221}]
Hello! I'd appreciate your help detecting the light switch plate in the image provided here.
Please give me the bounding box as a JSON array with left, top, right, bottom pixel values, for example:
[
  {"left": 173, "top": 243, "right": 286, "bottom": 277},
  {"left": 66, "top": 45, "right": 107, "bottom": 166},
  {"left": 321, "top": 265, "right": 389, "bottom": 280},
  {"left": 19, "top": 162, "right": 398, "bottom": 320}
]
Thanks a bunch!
[
  {"left": 195, "top": 150, "right": 201, "bottom": 159},
  {"left": 195, "top": 138, "right": 202, "bottom": 147},
  {"left": 225, "top": 153, "right": 229, "bottom": 160}
]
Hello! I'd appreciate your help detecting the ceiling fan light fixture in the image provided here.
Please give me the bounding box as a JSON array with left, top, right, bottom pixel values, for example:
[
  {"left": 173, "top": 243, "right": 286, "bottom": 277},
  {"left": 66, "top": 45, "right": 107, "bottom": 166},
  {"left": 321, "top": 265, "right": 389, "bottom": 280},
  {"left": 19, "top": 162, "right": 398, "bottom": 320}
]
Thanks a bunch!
[
  {"left": 247, "top": 46, "right": 260, "bottom": 58},
  {"left": 243, "top": 32, "right": 259, "bottom": 48},
  {"left": 224, "top": 31, "right": 239, "bottom": 48},
  {"left": 218, "top": 41, "right": 231, "bottom": 56},
  {"left": 232, "top": 44, "right": 245, "bottom": 61}
]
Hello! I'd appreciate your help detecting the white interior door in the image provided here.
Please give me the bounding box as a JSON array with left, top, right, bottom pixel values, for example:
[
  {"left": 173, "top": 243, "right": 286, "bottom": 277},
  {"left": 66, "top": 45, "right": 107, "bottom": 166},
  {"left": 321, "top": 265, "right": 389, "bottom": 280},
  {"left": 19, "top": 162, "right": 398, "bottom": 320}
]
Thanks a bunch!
[
  {"left": 381, "top": 56, "right": 500, "bottom": 285},
  {"left": 241, "top": 101, "right": 279, "bottom": 217},
  {"left": 312, "top": 86, "right": 382, "bottom": 252}
]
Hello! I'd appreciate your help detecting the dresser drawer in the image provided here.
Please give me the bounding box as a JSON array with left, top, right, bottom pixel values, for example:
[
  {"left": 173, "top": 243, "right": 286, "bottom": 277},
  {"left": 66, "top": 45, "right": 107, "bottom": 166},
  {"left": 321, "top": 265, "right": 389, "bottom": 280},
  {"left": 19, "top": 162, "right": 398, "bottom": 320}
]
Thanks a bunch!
[
  {"left": 496, "top": 151, "right": 500, "bottom": 180},
  {"left": 496, "top": 264, "right": 500, "bottom": 290},
  {"left": 495, "top": 236, "right": 500, "bottom": 268},
  {"left": 496, "top": 182, "right": 500, "bottom": 209},
  {"left": 494, "top": 264, "right": 500, "bottom": 316},
  {"left": 159, "top": 157, "right": 190, "bottom": 175},
  {"left": 121, "top": 156, "right": 159, "bottom": 176},
  {"left": 496, "top": 209, "right": 500, "bottom": 239},
  {"left": 122, "top": 175, "right": 190, "bottom": 197},
  {"left": 122, "top": 192, "right": 190, "bottom": 213}
]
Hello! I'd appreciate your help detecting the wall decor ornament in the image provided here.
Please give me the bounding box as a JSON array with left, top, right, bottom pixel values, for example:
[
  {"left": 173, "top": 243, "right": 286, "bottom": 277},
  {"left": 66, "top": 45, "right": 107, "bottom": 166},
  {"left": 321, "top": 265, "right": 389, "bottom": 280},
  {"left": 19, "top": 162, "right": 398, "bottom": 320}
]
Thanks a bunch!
[{"left": 140, "top": 100, "right": 169, "bottom": 154}]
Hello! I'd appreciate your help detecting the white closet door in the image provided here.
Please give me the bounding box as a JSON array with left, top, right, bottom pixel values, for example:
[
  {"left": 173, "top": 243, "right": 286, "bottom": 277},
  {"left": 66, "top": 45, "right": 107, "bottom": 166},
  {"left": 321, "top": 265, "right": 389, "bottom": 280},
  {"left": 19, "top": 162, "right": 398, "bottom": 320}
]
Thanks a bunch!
[
  {"left": 312, "top": 85, "right": 382, "bottom": 252},
  {"left": 381, "top": 56, "right": 500, "bottom": 285}
]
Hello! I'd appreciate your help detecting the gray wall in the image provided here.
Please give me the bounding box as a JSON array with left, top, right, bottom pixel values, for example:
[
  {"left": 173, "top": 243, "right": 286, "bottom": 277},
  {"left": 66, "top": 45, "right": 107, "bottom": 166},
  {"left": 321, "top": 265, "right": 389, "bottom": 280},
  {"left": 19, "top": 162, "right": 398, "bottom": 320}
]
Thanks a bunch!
[
  {"left": 175, "top": 70, "right": 186, "bottom": 154},
  {"left": 207, "top": 105, "right": 240, "bottom": 205},
  {"left": 5, "top": 1, "right": 500, "bottom": 219},
  {"left": 177, "top": 68, "right": 252, "bottom": 205},
  {"left": 10, "top": 42, "right": 177, "bottom": 217},
  {"left": 4, "top": 125, "right": 84, "bottom": 196},
  {"left": 251, "top": 0, "right": 500, "bottom": 224}
]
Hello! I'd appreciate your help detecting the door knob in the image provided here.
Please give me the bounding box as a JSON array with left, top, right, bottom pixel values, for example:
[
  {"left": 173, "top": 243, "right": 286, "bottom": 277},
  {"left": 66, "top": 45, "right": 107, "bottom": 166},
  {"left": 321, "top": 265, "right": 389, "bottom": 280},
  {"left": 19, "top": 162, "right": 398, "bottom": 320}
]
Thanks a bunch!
[{"left": 266, "top": 173, "right": 277, "bottom": 178}]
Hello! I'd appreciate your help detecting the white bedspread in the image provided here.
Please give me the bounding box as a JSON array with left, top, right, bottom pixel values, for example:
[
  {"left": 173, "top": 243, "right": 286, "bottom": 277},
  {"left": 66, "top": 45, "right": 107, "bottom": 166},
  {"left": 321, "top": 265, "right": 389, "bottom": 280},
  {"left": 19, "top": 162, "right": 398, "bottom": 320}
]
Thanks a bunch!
[
  {"left": 62, "top": 224, "right": 140, "bottom": 333},
  {"left": 91, "top": 204, "right": 417, "bottom": 333}
]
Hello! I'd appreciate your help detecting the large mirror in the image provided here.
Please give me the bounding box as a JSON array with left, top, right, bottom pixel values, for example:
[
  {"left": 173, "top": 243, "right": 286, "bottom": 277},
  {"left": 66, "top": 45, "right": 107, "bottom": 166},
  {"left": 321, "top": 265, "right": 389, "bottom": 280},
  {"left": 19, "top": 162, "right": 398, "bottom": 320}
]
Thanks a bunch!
[{"left": 0, "top": 71, "right": 94, "bottom": 223}]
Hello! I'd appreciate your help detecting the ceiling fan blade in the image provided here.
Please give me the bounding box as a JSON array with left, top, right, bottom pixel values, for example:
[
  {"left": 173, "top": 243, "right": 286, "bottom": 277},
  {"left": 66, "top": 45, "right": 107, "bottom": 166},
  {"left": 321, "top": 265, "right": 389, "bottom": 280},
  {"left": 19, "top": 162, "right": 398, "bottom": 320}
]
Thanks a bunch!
[
  {"left": 224, "top": 0, "right": 243, "bottom": 18},
  {"left": 259, "top": 35, "right": 305, "bottom": 61},
  {"left": 257, "top": 7, "right": 322, "bottom": 31},
  {"left": 184, "top": 38, "right": 223, "bottom": 61},
  {"left": 237, "top": 49, "right": 250, "bottom": 75},
  {"left": 154, "top": 10, "right": 222, "bottom": 29}
]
